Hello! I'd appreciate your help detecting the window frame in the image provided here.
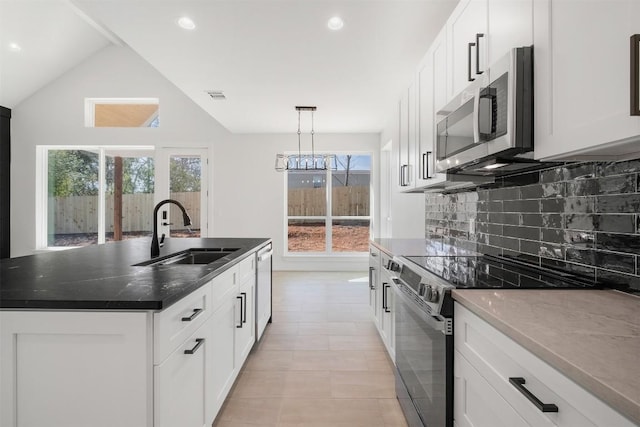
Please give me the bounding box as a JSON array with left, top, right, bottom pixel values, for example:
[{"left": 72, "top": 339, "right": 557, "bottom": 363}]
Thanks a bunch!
[
  {"left": 84, "top": 97, "right": 159, "bottom": 128},
  {"left": 284, "top": 151, "right": 372, "bottom": 256},
  {"left": 36, "top": 145, "right": 155, "bottom": 250}
]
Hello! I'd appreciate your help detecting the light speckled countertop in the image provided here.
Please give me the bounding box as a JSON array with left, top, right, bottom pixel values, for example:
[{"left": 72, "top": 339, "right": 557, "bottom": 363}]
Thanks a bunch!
[{"left": 452, "top": 289, "right": 640, "bottom": 425}]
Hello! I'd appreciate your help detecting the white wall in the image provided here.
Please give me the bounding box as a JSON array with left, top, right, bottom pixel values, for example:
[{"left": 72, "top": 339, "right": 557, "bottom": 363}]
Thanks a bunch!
[
  {"left": 10, "top": 45, "right": 379, "bottom": 271},
  {"left": 378, "top": 103, "right": 425, "bottom": 239},
  {"left": 214, "top": 133, "right": 379, "bottom": 271},
  {"left": 10, "top": 45, "right": 231, "bottom": 256}
]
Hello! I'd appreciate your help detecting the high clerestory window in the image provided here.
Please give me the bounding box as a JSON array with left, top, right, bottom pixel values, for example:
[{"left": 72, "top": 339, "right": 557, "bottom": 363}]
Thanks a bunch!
[
  {"left": 286, "top": 153, "right": 371, "bottom": 254},
  {"left": 84, "top": 98, "right": 159, "bottom": 128}
]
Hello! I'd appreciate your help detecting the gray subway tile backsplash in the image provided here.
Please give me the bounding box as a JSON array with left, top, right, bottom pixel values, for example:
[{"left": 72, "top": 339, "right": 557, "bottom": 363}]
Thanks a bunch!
[{"left": 424, "top": 158, "right": 640, "bottom": 292}]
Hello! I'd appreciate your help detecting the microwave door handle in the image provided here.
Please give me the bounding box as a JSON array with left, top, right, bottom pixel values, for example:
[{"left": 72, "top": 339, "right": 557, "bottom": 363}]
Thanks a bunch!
[{"left": 473, "top": 89, "right": 481, "bottom": 143}]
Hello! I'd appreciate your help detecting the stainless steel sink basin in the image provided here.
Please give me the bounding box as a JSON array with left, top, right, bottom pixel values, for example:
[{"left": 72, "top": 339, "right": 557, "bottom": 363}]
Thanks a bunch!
[{"left": 135, "top": 248, "right": 240, "bottom": 266}]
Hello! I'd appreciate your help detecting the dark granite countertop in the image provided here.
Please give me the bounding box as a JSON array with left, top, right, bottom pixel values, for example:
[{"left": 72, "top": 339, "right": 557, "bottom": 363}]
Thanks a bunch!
[{"left": 0, "top": 238, "right": 271, "bottom": 310}]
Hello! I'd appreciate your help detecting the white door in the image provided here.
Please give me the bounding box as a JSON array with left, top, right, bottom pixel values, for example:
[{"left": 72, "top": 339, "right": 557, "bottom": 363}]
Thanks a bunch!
[{"left": 155, "top": 148, "right": 208, "bottom": 239}]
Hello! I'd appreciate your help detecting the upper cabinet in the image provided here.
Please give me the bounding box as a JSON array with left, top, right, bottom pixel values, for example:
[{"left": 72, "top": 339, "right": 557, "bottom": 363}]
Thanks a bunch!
[
  {"left": 397, "top": 89, "right": 411, "bottom": 190},
  {"left": 533, "top": 0, "right": 640, "bottom": 160},
  {"left": 447, "top": 0, "right": 488, "bottom": 100},
  {"left": 415, "top": 28, "right": 448, "bottom": 190},
  {"left": 486, "top": 0, "right": 533, "bottom": 66}
]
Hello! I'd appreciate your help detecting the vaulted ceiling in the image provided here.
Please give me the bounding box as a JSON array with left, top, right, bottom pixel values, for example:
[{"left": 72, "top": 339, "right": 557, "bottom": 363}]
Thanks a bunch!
[{"left": 1, "top": 0, "right": 458, "bottom": 133}]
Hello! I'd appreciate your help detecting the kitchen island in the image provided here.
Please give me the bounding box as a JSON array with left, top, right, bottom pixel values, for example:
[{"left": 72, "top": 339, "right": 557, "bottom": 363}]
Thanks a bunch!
[{"left": 0, "top": 237, "right": 271, "bottom": 427}]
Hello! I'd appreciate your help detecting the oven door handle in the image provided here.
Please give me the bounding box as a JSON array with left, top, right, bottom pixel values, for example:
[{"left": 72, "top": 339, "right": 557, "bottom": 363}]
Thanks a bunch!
[{"left": 391, "top": 280, "right": 451, "bottom": 335}]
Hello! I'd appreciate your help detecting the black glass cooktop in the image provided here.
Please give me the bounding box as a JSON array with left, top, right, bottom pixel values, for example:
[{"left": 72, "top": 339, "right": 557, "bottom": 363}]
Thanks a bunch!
[{"left": 403, "top": 254, "right": 603, "bottom": 289}]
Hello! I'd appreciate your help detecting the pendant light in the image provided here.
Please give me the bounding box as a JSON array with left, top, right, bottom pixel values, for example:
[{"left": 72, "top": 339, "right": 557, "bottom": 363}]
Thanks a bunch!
[{"left": 275, "top": 106, "right": 336, "bottom": 172}]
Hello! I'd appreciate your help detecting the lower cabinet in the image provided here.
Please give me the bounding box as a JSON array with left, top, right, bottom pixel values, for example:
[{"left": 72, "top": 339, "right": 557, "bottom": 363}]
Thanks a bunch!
[
  {"left": 0, "top": 253, "right": 259, "bottom": 427},
  {"left": 209, "top": 297, "right": 236, "bottom": 418},
  {"left": 235, "top": 275, "right": 255, "bottom": 366},
  {"left": 373, "top": 247, "right": 395, "bottom": 362},
  {"left": 154, "top": 320, "right": 213, "bottom": 427},
  {"left": 454, "top": 302, "right": 636, "bottom": 427},
  {"left": 368, "top": 245, "right": 380, "bottom": 327},
  {"left": 0, "top": 311, "right": 151, "bottom": 427}
]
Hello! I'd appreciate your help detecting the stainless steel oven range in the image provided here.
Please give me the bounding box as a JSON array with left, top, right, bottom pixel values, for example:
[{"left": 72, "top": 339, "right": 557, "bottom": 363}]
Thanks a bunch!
[{"left": 390, "top": 254, "right": 603, "bottom": 427}]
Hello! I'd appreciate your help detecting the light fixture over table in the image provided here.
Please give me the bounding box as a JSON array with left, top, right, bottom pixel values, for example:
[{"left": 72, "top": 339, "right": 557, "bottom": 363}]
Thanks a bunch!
[{"left": 275, "top": 106, "right": 336, "bottom": 172}]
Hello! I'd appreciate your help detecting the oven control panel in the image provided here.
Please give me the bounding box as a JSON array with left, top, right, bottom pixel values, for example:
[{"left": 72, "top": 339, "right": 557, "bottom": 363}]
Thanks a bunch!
[{"left": 393, "top": 256, "right": 454, "bottom": 315}]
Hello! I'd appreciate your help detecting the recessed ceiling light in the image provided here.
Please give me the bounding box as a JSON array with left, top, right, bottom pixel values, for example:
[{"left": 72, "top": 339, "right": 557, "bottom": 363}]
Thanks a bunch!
[
  {"left": 8, "top": 42, "right": 21, "bottom": 52},
  {"left": 177, "top": 16, "right": 196, "bottom": 30},
  {"left": 327, "top": 16, "right": 344, "bottom": 31}
]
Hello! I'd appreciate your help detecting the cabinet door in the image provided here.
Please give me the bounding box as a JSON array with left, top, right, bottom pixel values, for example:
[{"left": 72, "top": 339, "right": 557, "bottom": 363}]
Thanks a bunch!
[
  {"left": 407, "top": 79, "right": 418, "bottom": 189},
  {"left": 454, "top": 350, "right": 532, "bottom": 427},
  {"left": 487, "top": 0, "right": 532, "bottom": 66},
  {"left": 379, "top": 279, "right": 395, "bottom": 359},
  {"left": 534, "top": 0, "right": 640, "bottom": 160},
  {"left": 398, "top": 91, "right": 410, "bottom": 189},
  {"left": 235, "top": 278, "right": 255, "bottom": 367},
  {"left": 368, "top": 246, "right": 380, "bottom": 325},
  {"left": 447, "top": 0, "right": 488, "bottom": 100},
  {"left": 417, "top": 30, "right": 448, "bottom": 189},
  {"left": 155, "top": 321, "right": 212, "bottom": 427},
  {"left": 0, "top": 311, "right": 151, "bottom": 427},
  {"left": 209, "top": 297, "right": 236, "bottom": 420}
]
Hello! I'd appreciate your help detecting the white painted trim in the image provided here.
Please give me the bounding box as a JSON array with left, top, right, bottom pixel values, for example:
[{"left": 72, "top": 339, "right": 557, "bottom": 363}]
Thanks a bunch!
[
  {"left": 65, "top": 0, "right": 125, "bottom": 46},
  {"left": 36, "top": 145, "right": 155, "bottom": 250}
]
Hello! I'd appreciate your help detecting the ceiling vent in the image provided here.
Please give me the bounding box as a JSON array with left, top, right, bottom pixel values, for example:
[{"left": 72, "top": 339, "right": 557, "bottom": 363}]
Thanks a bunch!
[{"left": 206, "top": 90, "right": 226, "bottom": 100}]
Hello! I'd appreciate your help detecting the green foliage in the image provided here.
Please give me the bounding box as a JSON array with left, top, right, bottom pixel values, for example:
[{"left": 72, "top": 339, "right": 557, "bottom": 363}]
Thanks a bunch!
[
  {"left": 106, "top": 157, "right": 155, "bottom": 194},
  {"left": 170, "top": 157, "right": 201, "bottom": 192},
  {"left": 48, "top": 150, "right": 100, "bottom": 197}
]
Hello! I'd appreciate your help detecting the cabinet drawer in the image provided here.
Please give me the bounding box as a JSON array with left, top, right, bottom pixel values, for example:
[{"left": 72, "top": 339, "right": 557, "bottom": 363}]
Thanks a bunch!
[
  {"left": 211, "top": 266, "right": 238, "bottom": 311},
  {"left": 237, "top": 253, "right": 255, "bottom": 284},
  {"left": 154, "top": 284, "right": 212, "bottom": 364},
  {"left": 454, "top": 303, "right": 635, "bottom": 427}
]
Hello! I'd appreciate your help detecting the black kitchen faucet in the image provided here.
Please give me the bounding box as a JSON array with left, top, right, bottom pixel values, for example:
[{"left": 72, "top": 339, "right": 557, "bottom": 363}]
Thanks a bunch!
[{"left": 151, "top": 199, "right": 192, "bottom": 258}]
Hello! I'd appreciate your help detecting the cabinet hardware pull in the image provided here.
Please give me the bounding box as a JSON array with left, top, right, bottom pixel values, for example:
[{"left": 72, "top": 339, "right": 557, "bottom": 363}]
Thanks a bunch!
[
  {"left": 181, "top": 308, "right": 203, "bottom": 322},
  {"left": 509, "top": 377, "right": 558, "bottom": 413},
  {"left": 369, "top": 267, "right": 375, "bottom": 290},
  {"left": 236, "top": 296, "right": 243, "bottom": 328},
  {"left": 184, "top": 338, "right": 205, "bottom": 355},
  {"left": 241, "top": 292, "right": 247, "bottom": 323},
  {"left": 421, "top": 151, "right": 432, "bottom": 179},
  {"left": 382, "top": 283, "right": 391, "bottom": 313},
  {"left": 475, "top": 33, "right": 484, "bottom": 75},
  {"left": 468, "top": 42, "right": 476, "bottom": 82},
  {"left": 400, "top": 164, "right": 409, "bottom": 186}
]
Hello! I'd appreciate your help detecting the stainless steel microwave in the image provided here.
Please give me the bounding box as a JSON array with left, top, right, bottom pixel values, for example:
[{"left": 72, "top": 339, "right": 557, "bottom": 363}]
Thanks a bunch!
[{"left": 435, "top": 46, "right": 533, "bottom": 175}]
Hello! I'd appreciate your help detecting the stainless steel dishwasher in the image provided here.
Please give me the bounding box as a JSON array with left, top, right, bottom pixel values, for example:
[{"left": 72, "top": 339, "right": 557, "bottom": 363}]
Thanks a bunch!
[{"left": 255, "top": 243, "right": 273, "bottom": 341}]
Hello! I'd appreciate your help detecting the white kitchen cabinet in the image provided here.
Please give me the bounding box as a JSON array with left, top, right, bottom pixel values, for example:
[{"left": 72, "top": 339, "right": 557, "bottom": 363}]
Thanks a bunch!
[
  {"left": 256, "top": 244, "right": 272, "bottom": 341},
  {"left": 415, "top": 27, "right": 448, "bottom": 190},
  {"left": 398, "top": 89, "right": 411, "bottom": 189},
  {"left": 235, "top": 273, "right": 255, "bottom": 366},
  {"left": 454, "top": 303, "right": 636, "bottom": 427},
  {"left": 209, "top": 297, "right": 236, "bottom": 418},
  {"left": 154, "top": 320, "right": 213, "bottom": 427},
  {"left": 0, "top": 311, "right": 151, "bottom": 427},
  {"left": 486, "top": 0, "right": 532, "bottom": 67},
  {"left": 378, "top": 250, "right": 395, "bottom": 361},
  {"left": 368, "top": 244, "right": 381, "bottom": 327},
  {"left": 533, "top": 0, "right": 640, "bottom": 160},
  {"left": 455, "top": 350, "right": 531, "bottom": 427},
  {"left": 447, "top": 0, "right": 488, "bottom": 101}
]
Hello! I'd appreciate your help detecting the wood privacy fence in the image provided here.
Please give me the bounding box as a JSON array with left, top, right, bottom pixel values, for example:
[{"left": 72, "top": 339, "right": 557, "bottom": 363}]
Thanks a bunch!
[
  {"left": 50, "top": 192, "right": 201, "bottom": 234},
  {"left": 288, "top": 186, "right": 369, "bottom": 216}
]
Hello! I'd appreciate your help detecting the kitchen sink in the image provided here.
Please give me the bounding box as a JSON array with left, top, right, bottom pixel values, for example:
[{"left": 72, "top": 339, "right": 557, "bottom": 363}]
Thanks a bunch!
[{"left": 135, "top": 248, "right": 240, "bottom": 266}]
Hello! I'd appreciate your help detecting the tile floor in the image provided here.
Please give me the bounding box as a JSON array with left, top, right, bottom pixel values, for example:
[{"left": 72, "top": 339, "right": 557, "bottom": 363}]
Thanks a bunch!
[{"left": 213, "top": 271, "right": 408, "bottom": 427}]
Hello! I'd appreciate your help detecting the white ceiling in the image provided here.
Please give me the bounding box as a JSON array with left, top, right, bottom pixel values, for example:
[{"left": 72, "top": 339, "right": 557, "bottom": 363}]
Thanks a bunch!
[{"left": 2, "top": 0, "right": 458, "bottom": 133}]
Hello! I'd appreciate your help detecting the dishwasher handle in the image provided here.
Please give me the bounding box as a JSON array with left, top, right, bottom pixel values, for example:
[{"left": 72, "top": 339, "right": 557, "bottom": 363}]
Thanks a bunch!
[{"left": 258, "top": 246, "right": 273, "bottom": 262}]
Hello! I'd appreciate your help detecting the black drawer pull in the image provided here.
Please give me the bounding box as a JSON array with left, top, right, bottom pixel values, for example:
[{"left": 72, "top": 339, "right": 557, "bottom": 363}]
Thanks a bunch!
[
  {"left": 509, "top": 377, "right": 558, "bottom": 413},
  {"left": 241, "top": 292, "right": 247, "bottom": 323},
  {"left": 236, "top": 296, "right": 243, "bottom": 328},
  {"left": 369, "top": 267, "right": 375, "bottom": 290},
  {"left": 184, "top": 338, "right": 205, "bottom": 355},
  {"left": 475, "top": 33, "right": 484, "bottom": 75},
  {"left": 468, "top": 42, "right": 476, "bottom": 82},
  {"left": 383, "top": 284, "right": 391, "bottom": 313},
  {"left": 181, "top": 308, "right": 203, "bottom": 322}
]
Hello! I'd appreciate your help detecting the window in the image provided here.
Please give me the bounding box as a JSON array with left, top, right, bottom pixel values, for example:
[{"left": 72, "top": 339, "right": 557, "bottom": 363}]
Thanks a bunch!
[
  {"left": 286, "top": 154, "right": 371, "bottom": 254},
  {"left": 84, "top": 98, "right": 159, "bottom": 128},
  {"left": 39, "top": 146, "right": 155, "bottom": 249}
]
